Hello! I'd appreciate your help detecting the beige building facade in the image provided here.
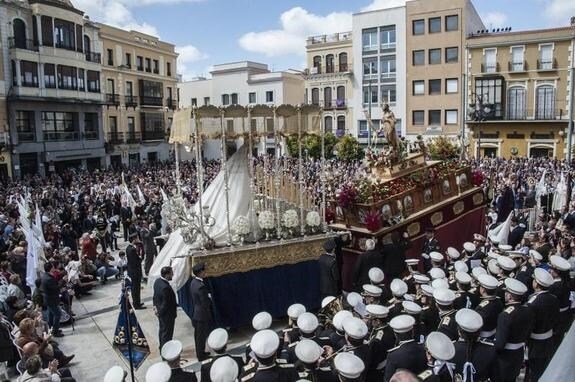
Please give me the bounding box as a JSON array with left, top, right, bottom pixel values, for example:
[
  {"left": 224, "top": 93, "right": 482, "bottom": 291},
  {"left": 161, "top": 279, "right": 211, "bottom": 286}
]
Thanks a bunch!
[
  {"left": 406, "top": 0, "right": 484, "bottom": 139},
  {"left": 466, "top": 25, "right": 575, "bottom": 158},
  {"left": 304, "top": 32, "right": 353, "bottom": 137},
  {"left": 98, "top": 24, "right": 178, "bottom": 167}
]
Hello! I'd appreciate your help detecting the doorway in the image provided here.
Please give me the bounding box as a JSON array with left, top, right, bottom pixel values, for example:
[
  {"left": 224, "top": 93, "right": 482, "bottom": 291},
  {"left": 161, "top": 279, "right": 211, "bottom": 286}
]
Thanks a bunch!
[{"left": 530, "top": 147, "right": 552, "bottom": 158}]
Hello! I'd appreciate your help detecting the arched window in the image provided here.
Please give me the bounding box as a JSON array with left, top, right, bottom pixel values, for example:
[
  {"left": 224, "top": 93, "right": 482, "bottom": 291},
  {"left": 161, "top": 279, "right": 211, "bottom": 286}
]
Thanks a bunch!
[
  {"left": 311, "top": 88, "right": 320, "bottom": 106},
  {"left": 535, "top": 85, "right": 555, "bottom": 120},
  {"left": 13, "top": 19, "right": 27, "bottom": 49},
  {"left": 339, "top": 53, "right": 348, "bottom": 72},
  {"left": 313, "top": 56, "right": 321, "bottom": 74},
  {"left": 324, "top": 116, "right": 333, "bottom": 134},
  {"left": 84, "top": 35, "right": 91, "bottom": 54},
  {"left": 326, "top": 54, "right": 334, "bottom": 73},
  {"left": 507, "top": 86, "right": 526, "bottom": 120},
  {"left": 336, "top": 86, "right": 345, "bottom": 107},
  {"left": 324, "top": 87, "right": 332, "bottom": 108},
  {"left": 337, "top": 116, "right": 345, "bottom": 133}
]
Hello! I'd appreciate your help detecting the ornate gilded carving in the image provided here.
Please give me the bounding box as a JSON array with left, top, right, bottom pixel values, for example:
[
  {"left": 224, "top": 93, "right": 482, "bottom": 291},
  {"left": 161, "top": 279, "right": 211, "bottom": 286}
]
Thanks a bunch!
[
  {"left": 453, "top": 201, "right": 464, "bottom": 215},
  {"left": 473, "top": 193, "right": 484, "bottom": 206},
  {"left": 407, "top": 222, "right": 421, "bottom": 237},
  {"left": 431, "top": 212, "right": 443, "bottom": 226},
  {"left": 190, "top": 235, "right": 332, "bottom": 278}
]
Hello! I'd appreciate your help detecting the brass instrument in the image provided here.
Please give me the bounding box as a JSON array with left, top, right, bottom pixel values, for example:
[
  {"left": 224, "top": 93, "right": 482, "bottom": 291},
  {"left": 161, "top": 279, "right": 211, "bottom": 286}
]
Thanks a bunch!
[{"left": 318, "top": 296, "right": 344, "bottom": 323}]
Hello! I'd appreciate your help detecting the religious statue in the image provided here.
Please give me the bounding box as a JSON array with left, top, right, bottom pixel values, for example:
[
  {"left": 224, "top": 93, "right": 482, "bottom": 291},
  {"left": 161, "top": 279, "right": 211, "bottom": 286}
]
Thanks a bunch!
[{"left": 364, "top": 103, "right": 401, "bottom": 160}]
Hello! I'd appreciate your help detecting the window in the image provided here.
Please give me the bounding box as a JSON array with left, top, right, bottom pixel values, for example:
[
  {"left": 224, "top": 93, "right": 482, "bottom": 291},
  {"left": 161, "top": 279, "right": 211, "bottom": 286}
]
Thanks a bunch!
[
  {"left": 358, "top": 120, "right": 379, "bottom": 138},
  {"left": 429, "top": 49, "right": 441, "bottom": 65},
  {"left": 326, "top": 54, "right": 334, "bottom": 73},
  {"left": 87, "top": 70, "right": 100, "bottom": 92},
  {"left": 266, "top": 91, "right": 273, "bottom": 103},
  {"left": 125, "top": 53, "right": 132, "bottom": 68},
  {"left": 445, "top": 47, "right": 458, "bottom": 63},
  {"left": 441, "top": 79, "right": 456, "bottom": 94},
  {"left": 429, "top": 79, "right": 441, "bottom": 95},
  {"left": 381, "top": 85, "right": 396, "bottom": 104},
  {"left": 483, "top": 48, "right": 497, "bottom": 73},
  {"left": 249, "top": 92, "right": 256, "bottom": 104},
  {"left": 12, "top": 18, "right": 27, "bottom": 49},
  {"left": 78, "top": 69, "right": 85, "bottom": 91},
  {"left": 109, "top": 116, "right": 118, "bottom": 133},
  {"left": 336, "top": 86, "right": 345, "bottom": 103},
  {"left": 413, "top": 111, "right": 425, "bottom": 125},
  {"left": 536, "top": 85, "right": 555, "bottom": 119},
  {"left": 445, "top": 15, "right": 458, "bottom": 31},
  {"left": 429, "top": 17, "right": 441, "bottom": 33},
  {"left": 107, "top": 79, "right": 115, "bottom": 95},
  {"left": 539, "top": 44, "right": 554, "bottom": 69},
  {"left": 324, "top": 88, "right": 332, "bottom": 106},
  {"left": 337, "top": 116, "right": 345, "bottom": 133},
  {"left": 41, "top": 16, "right": 53, "bottom": 46},
  {"left": 141, "top": 112, "right": 165, "bottom": 137},
  {"left": 474, "top": 78, "right": 503, "bottom": 118},
  {"left": 413, "top": 19, "right": 425, "bottom": 35},
  {"left": 324, "top": 116, "right": 333, "bottom": 134},
  {"left": 16, "top": 111, "right": 35, "bottom": 142},
  {"left": 339, "top": 53, "right": 348, "bottom": 72},
  {"left": 380, "top": 55, "right": 396, "bottom": 78},
  {"left": 75, "top": 25, "right": 83, "bottom": 52},
  {"left": 363, "top": 86, "right": 378, "bottom": 104},
  {"left": 83, "top": 35, "right": 91, "bottom": 53},
  {"left": 413, "top": 50, "right": 425, "bottom": 66},
  {"left": 54, "top": 19, "right": 75, "bottom": 50},
  {"left": 362, "top": 28, "right": 378, "bottom": 51},
  {"left": 11, "top": 61, "right": 17, "bottom": 86},
  {"left": 312, "top": 55, "right": 322, "bottom": 74},
  {"left": 221, "top": 94, "right": 230, "bottom": 105},
  {"left": 311, "top": 88, "right": 320, "bottom": 105},
  {"left": 44, "top": 64, "right": 56, "bottom": 88},
  {"left": 57, "top": 65, "right": 77, "bottom": 90},
  {"left": 445, "top": 110, "right": 458, "bottom": 124},
  {"left": 126, "top": 81, "right": 133, "bottom": 96},
  {"left": 136, "top": 56, "right": 143, "bottom": 71},
  {"left": 84, "top": 113, "right": 99, "bottom": 140},
  {"left": 203, "top": 97, "right": 210, "bottom": 106},
  {"left": 380, "top": 26, "right": 396, "bottom": 49},
  {"left": 167, "top": 62, "right": 172, "bottom": 77},
  {"left": 127, "top": 117, "right": 135, "bottom": 132},
  {"left": 231, "top": 93, "right": 238, "bottom": 105},
  {"left": 153, "top": 59, "right": 159, "bottom": 74},
  {"left": 510, "top": 46, "right": 524, "bottom": 72},
  {"left": 429, "top": 110, "right": 441, "bottom": 125},
  {"left": 191, "top": 98, "right": 197, "bottom": 106},
  {"left": 145, "top": 58, "right": 151, "bottom": 72},
  {"left": 363, "top": 58, "right": 378, "bottom": 78},
  {"left": 20, "top": 61, "right": 38, "bottom": 87},
  {"left": 107, "top": 49, "right": 114, "bottom": 66},
  {"left": 139, "top": 80, "right": 163, "bottom": 104},
  {"left": 507, "top": 87, "right": 526, "bottom": 119},
  {"left": 41, "top": 112, "right": 78, "bottom": 141},
  {"left": 413, "top": 80, "right": 425, "bottom": 95}
]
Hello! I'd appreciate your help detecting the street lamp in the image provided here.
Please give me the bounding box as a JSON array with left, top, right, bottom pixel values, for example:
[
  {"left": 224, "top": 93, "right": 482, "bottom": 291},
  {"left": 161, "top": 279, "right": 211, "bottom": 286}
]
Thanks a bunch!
[{"left": 467, "top": 93, "right": 491, "bottom": 159}]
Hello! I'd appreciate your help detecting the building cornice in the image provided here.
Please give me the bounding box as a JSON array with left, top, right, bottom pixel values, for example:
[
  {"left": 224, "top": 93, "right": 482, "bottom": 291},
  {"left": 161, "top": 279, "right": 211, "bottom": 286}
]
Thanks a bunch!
[
  {"left": 467, "top": 35, "right": 575, "bottom": 48},
  {"left": 98, "top": 33, "right": 177, "bottom": 57}
]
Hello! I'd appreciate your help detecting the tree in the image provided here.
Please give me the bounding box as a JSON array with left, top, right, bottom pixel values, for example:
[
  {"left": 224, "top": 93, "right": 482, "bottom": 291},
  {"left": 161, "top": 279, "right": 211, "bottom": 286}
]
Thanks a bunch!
[
  {"left": 336, "top": 135, "right": 364, "bottom": 162},
  {"left": 285, "top": 133, "right": 338, "bottom": 159}
]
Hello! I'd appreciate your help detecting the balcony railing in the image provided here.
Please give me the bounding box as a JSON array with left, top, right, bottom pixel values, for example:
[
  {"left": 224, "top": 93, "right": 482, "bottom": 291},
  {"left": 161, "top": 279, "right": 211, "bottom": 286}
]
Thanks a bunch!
[
  {"left": 84, "top": 131, "right": 99, "bottom": 140},
  {"left": 167, "top": 98, "right": 177, "bottom": 110},
  {"left": 85, "top": 52, "right": 101, "bottom": 64},
  {"left": 105, "top": 94, "right": 120, "bottom": 105},
  {"left": 126, "top": 131, "right": 141, "bottom": 144},
  {"left": 481, "top": 62, "right": 500, "bottom": 73},
  {"left": 508, "top": 61, "right": 527, "bottom": 72},
  {"left": 140, "top": 96, "right": 163, "bottom": 106},
  {"left": 142, "top": 130, "right": 165, "bottom": 141},
  {"left": 308, "top": 99, "right": 347, "bottom": 110},
  {"left": 55, "top": 41, "right": 76, "bottom": 51},
  {"left": 535, "top": 108, "right": 562, "bottom": 120},
  {"left": 43, "top": 131, "right": 80, "bottom": 142},
  {"left": 17, "top": 131, "right": 36, "bottom": 142},
  {"left": 504, "top": 108, "right": 563, "bottom": 121},
  {"left": 339, "top": 64, "right": 348, "bottom": 72},
  {"left": 537, "top": 59, "right": 557, "bottom": 71},
  {"left": 8, "top": 38, "right": 38, "bottom": 51},
  {"left": 107, "top": 132, "right": 124, "bottom": 145},
  {"left": 125, "top": 95, "right": 138, "bottom": 107}
]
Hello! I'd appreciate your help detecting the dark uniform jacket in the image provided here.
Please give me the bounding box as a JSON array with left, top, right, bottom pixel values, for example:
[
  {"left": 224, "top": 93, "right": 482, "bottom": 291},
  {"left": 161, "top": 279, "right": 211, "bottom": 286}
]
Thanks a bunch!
[
  {"left": 368, "top": 325, "right": 395, "bottom": 372},
  {"left": 153, "top": 278, "right": 177, "bottom": 321},
  {"left": 126, "top": 243, "right": 142, "bottom": 278},
  {"left": 526, "top": 290, "right": 559, "bottom": 358},
  {"left": 475, "top": 296, "right": 504, "bottom": 337},
  {"left": 242, "top": 362, "right": 298, "bottom": 382},
  {"left": 452, "top": 339, "right": 497, "bottom": 381},
  {"left": 318, "top": 253, "right": 340, "bottom": 297},
  {"left": 437, "top": 309, "right": 458, "bottom": 341},
  {"left": 169, "top": 367, "right": 197, "bottom": 382},
  {"left": 294, "top": 363, "right": 337, "bottom": 382},
  {"left": 384, "top": 340, "right": 427, "bottom": 382},
  {"left": 351, "top": 249, "right": 383, "bottom": 291},
  {"left": 189, "top": 277, "right": 213, "bottom": 322},
  {"left": 201, "top": 353, "right": 244, "bottom": 382}
]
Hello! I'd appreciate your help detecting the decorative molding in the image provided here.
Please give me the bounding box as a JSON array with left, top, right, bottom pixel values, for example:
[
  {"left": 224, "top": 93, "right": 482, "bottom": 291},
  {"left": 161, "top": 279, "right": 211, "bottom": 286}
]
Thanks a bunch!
[
  {"left": 407, "top": 222, "right": 421, "bottom": 237},
  {"left": 431, "top": 212, "right": 443, "bottom": 226},
  {"left": 473, "top": 193, "right": 484, "bottom": 206},
  {"left": 453, "top": 201, "right": 465, "bottom": 215}
]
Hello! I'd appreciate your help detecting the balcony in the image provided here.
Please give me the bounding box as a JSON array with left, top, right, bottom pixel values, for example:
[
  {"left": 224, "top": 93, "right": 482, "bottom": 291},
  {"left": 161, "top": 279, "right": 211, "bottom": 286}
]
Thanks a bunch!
[
  {"left": 55, "top": 41, "right": 76, "bottom": 51},
  {"left": 153, "top": 68, "right": 159, "bottom": 74},
  {"left": 8, "top": 38, "right": 38, "bottom": 51},
  {"left": 502, "top": 108, "right": 564, "bottom": 121},
  {"left": 481, "top": 62, "right": 500, "bottom": 73},
  {"left": 307, "top": 32, "right": 352, "bottom": 45},
  {"left": 107, "top": 132, "right": 124, "bottom": 145},
  {"left": 537, "top": 59, "right": 557, "bottom": 71},
  {"left": 105, "top": 94, "right": 120, "bottom": 106},
  {"left": 84, "top": 131, "right": 99, "bottom": 140},
  {"left": 126, "top": 131, "right": 141, "bottom": 144},
  {"left": 167, "top": 98, "right": 177, "bottom": 110},
  {"left": 17, "top": 131, "right": 36, "bottom": 143},
  {"left": 508, "top": 61, "right": 527, "bottom": 72},
  {"left": 339, "top": 64, "right": 349, "bottom": 72},
  {"left": 125, "top": 95, "right": 138, "bottom": 108},
  {"left": 322, "top": 99, "right": 347, "bottom": 110},
  {"left": 140, "top": 96, "right": 163, "bottom": 107},
  {"left": 142, "top": 130, "right": 165, "bottom": 141},
  {"left": 43, "top": 131, "right": 80, "bottom": 142},
  {"left": 85, "top": 52, "right": 101, "bottom": 64}
]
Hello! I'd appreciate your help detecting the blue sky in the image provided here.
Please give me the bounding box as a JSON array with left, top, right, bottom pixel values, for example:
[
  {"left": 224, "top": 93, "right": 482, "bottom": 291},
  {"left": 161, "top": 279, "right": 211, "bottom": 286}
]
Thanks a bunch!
[{"left": 71, "top": 0, "right": 574, "bottom": 80}]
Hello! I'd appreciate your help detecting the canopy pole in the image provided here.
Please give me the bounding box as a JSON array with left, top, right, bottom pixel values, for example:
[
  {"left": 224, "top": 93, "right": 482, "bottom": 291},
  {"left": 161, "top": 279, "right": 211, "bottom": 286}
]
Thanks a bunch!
[
  {"left": 298, "top": 107, "right": 305, "bottom": 236},
  {"left": 193, "top": 108, "right": 206, "bottom": 248},
  {"left": 220, "top": 109, "right": 232, "bottom": 246}
]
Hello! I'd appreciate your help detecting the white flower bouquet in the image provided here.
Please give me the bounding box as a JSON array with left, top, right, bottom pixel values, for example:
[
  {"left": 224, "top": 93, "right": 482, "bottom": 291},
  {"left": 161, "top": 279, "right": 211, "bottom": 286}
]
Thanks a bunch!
[
  {"left": 258, "top": 211, "right": 275, "bottom": 230},
  {"left": 282, "top": 209, "right": 299, "bottom": 229},
  {"left": 233, "top": 215, "right": 251, "bottom": 236},
  {"left": 306, "top": 211, "right": 321, "bottom": 228}
]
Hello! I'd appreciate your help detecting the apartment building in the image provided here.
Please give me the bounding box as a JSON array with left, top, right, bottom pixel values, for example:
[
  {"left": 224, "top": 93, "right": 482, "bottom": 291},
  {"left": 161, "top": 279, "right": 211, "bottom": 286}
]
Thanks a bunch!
[
  {"left": 1, "top": 0, "right": 105, "bottom": 177},
  {"left": 98, "top": 24, "right": 178, "bottom": 167},
  {"left": 466, "top": 25, "right": 575, "bottom": 158},
  {"left": 406, "top": 0, "right": 484, "bottom": 139},
  {"left": 178, "top": 61, "right": 305, "bottom": 159},
  {"left": 304, "top": 32, "right": 353, "bottom": 137},
  {"left": 352, "top": 6, "right": 406, "bottom": 143}
]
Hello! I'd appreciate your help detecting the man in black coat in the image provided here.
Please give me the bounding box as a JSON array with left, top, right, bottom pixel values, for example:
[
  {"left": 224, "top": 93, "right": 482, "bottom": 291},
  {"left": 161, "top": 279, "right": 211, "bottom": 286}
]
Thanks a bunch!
[
  {"left": 507, "top": 217, "right": 525, "bottom": 249},
  {"left": 318, "top": 239, "right": 340, "bottom": 298},
  {"left": 351, "top": 239, "right": 382, "bottom": 291},
  {"left": 40, "top": 262, "right": 63, "bottom": 337},
  {"left": 126, "top": 232, "right": 144, "bottom": 309},
  {"left": 496, "top": 183, "right": 515, "bottom": 223},
  {"left": 153, "top": 266, "right": 177, "bottom": 351},
  {"left": 189, "top": 262, "right": 213, "bottom": 361},
  {"left": 120, "top": 204, "right": 132, "bottom": 242},
  {"left": 421, "top": 227, "right": 440, "bottom": 273},
  {"left": 383, "top": 231, "right": 411, "bottom": 280}
]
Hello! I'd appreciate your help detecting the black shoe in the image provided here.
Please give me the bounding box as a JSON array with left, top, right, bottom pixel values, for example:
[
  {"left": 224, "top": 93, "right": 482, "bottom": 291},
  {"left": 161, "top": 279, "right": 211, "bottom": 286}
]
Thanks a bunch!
[
  {"left": 134, "top": 304, "right": 146, "bottom": 310},
  {"left": 53, "top": 331, "right": 64, "bottom": 338}
]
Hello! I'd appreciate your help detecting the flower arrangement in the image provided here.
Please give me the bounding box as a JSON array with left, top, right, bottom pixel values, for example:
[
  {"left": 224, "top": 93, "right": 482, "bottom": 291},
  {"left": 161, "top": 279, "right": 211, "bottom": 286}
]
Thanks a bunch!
[
  {"left": 337, "top": 183, "right": 358, "bottom": 208},
  {"left": 232, "top": 215, "right": 251, "bottom": 236},
  {"left": 306, "top": 211, "right": 321, "bottom": 228},
  {"left": 427, "top": 136, "right": 460, "bottom": 160},
  {"left": 258, "top": 210, "right": 275, "bottom": 230},
  {"left": 364, "top": 211, "right": 382, "bottom": 232},
  {"left": 282, "top": 209, "right": 299, "bottom": 229}
]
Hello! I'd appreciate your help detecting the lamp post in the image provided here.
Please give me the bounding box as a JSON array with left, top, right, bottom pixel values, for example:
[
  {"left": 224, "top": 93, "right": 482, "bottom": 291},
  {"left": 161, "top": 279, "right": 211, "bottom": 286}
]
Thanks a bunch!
[{"left": 467, "top": 93, "right": 491, "bottom": 159}]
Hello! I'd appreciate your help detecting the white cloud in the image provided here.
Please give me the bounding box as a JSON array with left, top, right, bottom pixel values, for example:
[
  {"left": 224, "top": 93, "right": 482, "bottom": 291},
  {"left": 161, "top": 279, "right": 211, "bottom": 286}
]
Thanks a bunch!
[
  {"left": 361, "top": 0, "right": 407, "bottom": 12},
  {"left": 481, "top": 12, "right": 509, "bottom": 28},
  {"left": 542, "top": 0, "right": 575, "bottom": 23},
  {"left": 238, "top": 7, "right": 352, "bottom": 57},
  {"left": 176, "top": 45, "right": 209, "bottom": 81}
]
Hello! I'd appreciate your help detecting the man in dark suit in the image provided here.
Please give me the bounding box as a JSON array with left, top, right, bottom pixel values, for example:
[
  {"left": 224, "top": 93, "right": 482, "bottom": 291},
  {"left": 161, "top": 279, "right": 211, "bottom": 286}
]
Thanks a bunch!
[
  {"left": 383, "top": 231, "right": 411, "bottom": 280},
  {"left": 189, "top": 262, "right": 213, "bottom": 361},
  {"left": 508, "top": 216, "right": 525, "bottom": 249},
  {"left": 351, "top": 238, "right": 382, "bottom": 291},
  {"left": 154, "top": 266, "right": 177, "bottom": 351},
  {"left": 40, "top": 262, "right": 63, "bottom": 337},
  {"left": 120, "top": 203, "right": 133, "bottom": 242},
  {"left": 421, "top": 227, "right": 440, "bottom": 273},
  {"left": 318, "top": 239, "right": 341, "bottom": 298},
  {"left": 126, "top": 232, "right": 145, "bottom": 309}
]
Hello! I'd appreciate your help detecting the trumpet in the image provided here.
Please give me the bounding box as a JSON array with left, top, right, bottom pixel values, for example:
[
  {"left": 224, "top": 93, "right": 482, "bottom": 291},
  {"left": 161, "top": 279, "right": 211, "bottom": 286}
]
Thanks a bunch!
[{"left": 319, "top": 296, "right": 344, "bottom": 323}]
